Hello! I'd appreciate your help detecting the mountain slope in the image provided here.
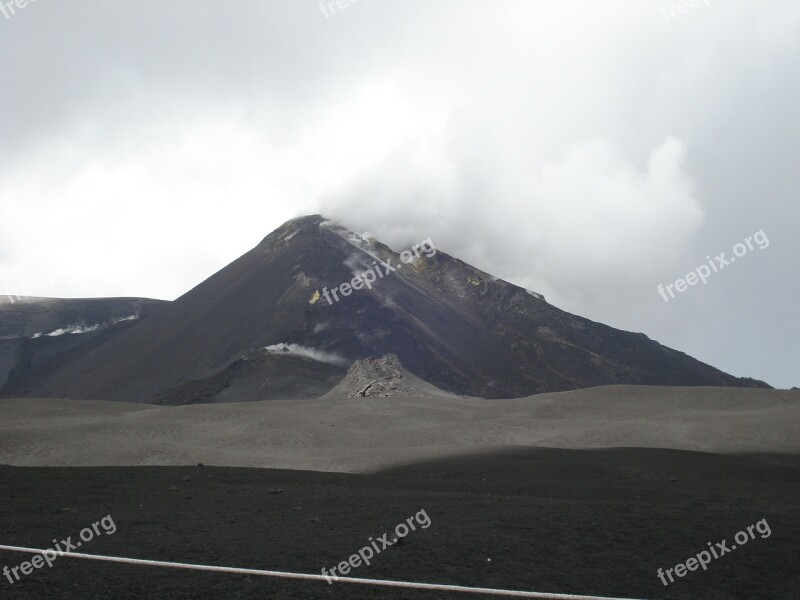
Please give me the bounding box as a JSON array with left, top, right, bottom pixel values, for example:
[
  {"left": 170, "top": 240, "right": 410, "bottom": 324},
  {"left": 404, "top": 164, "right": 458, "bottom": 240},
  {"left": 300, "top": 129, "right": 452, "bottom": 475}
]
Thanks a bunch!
[
  {"left": 0, "top": 297, "right": 168, "bottom": 396},
  {"left": 9, "top": 215, "right": 769, "bottom": 402}
]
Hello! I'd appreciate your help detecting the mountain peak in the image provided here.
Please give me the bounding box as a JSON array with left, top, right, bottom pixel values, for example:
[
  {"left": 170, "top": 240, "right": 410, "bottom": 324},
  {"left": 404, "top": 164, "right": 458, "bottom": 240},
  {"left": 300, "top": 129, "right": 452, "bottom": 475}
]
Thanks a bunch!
[
  {"left": 8, "top": 217, "right": 770, "bottom": 403},
  {"left": 258, "top": 214, "right": 326, "bottom": 246}
]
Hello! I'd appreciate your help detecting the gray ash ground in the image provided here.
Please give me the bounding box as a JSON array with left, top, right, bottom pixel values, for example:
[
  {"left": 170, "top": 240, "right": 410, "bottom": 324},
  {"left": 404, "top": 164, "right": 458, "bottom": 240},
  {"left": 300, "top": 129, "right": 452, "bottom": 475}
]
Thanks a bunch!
[{"left": 1, "top": 448, "right": 798, "bottom": 599}]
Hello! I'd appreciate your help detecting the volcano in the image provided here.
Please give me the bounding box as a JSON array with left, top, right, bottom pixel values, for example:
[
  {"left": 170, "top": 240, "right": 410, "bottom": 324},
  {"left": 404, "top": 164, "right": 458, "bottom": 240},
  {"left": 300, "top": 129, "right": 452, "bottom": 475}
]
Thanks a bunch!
[{"left": 2, "top": 215, "right": 769, "bottom": 402}]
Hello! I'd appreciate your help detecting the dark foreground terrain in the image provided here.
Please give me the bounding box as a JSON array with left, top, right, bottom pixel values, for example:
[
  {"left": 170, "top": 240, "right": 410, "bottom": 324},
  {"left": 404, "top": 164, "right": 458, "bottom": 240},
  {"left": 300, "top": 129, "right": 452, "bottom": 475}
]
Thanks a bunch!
[{"left": 1, "top": 448, "right": 798, "bottom": 600}]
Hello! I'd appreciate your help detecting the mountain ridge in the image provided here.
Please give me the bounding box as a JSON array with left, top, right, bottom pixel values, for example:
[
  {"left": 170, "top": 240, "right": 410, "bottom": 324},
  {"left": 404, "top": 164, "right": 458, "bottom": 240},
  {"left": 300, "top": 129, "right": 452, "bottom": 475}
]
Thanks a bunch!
[{"left": 1, "top": 215, "right": 770, "bottom": 402}]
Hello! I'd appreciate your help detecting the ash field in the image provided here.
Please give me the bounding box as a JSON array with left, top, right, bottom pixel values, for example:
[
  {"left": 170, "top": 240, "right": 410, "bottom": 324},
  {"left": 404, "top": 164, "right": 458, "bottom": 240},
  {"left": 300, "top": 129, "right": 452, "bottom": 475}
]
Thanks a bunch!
[{"left": 1, "top": 217, "right": 798, "bottom": 600}]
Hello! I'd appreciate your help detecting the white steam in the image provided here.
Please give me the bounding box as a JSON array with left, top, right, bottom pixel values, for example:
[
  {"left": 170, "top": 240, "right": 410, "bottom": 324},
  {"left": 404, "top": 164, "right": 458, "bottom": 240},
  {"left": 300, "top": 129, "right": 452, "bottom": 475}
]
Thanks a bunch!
[{"left": 262, "top": 343, "right": 349, "bottom": 367}]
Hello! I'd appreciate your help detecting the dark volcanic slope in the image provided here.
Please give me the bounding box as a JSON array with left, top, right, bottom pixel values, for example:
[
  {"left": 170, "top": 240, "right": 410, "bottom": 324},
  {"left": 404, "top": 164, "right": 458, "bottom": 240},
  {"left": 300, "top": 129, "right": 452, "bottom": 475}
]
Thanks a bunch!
[
  {"left": 150, "top": 351, "right": 346, "bottom": 405},
  {"left": 0, "top": 297, "right": 168, "bottom": 396},
  {"left": 15, "top": 215, "right": 768, "bottom": 402}
]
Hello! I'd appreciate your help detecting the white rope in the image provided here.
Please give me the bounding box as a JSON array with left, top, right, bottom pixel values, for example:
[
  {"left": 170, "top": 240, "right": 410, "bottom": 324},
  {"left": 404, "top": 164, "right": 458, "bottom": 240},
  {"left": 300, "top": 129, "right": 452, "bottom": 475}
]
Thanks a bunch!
[{"left": 0, "top": 544, "right": 651, "bottom": 600}]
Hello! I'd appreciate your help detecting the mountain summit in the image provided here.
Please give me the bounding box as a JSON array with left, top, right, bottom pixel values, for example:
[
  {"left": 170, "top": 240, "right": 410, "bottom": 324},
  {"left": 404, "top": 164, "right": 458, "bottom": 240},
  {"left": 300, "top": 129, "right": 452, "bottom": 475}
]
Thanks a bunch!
[{"left": 6, "top": 215, "right": 768, "bottom": 402}]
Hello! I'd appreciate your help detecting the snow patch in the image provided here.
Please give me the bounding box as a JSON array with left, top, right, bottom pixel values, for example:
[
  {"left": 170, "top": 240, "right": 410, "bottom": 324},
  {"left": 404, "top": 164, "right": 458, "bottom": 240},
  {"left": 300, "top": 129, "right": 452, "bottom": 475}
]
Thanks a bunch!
[
  {"left": 45, "top": 324, "right": 101, "bottom": 337},
  {"left": 29, "top": 314, "right": 140, "bottom": 339},
  {"left": 320, "top": 220, "right": 382, "bottom": 260},
  {"left": 526, "top": 290, "right": 546, "bottom": 302},
  {"left": 321, "top": 220, "right": 369, "bottom": 248},
  {"left": 111, "top": 314, "right": 138, "bottom": 324}
]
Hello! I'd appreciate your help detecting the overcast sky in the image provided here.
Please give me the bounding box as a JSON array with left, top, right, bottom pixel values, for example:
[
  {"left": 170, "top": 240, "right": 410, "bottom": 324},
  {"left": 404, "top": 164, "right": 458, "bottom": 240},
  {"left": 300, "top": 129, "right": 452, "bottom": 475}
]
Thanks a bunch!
[{"left": 1, "top": 1, "right": 797, "bottom": 388}]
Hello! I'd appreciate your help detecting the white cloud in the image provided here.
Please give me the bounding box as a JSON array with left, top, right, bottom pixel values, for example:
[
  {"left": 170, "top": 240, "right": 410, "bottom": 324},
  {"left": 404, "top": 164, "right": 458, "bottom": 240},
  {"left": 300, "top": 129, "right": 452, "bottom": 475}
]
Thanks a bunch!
[
  {"left": 319, "top": 133, "right": 705, "bottom": 314},
  {"left": 0, "top": 0, "right": 797, "bottom": 387}
]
